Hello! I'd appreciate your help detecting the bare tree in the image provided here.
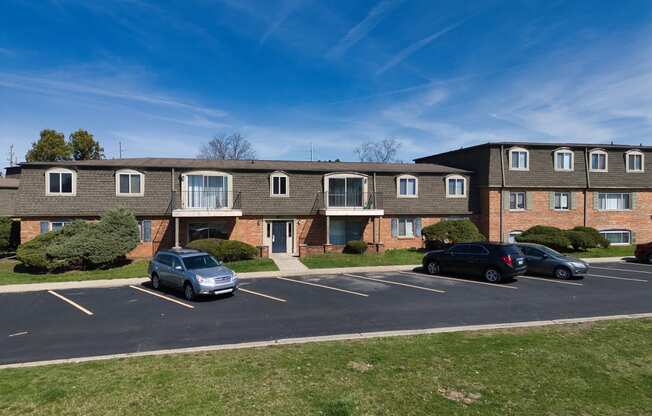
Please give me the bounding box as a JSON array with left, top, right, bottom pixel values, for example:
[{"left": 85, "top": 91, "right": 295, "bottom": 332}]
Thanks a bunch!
[
  {"left": 197, "top": 133, "right": 257, "bottom": 160},
  {"left": 354, "top": 137, "right": 402, "bottom": 163}
]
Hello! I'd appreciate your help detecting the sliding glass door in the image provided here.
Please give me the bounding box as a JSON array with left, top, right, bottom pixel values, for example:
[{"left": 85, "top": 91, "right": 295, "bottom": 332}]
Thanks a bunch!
[{"left": 187, "top": 174, "right": 228, "bottom": 209}]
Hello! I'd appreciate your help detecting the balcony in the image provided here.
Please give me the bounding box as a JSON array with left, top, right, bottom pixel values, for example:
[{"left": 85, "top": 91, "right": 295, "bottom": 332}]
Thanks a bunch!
[
  {"left": 172, "top": 190, "right": 243, "bottom": 218},
  {"left": 318, "top": 192, "right": 384, "bottom": 216}
]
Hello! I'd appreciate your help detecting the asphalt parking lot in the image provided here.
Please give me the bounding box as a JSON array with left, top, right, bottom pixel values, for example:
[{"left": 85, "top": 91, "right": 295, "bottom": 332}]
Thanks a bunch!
[{"left": 2, "top": 261, "right": 652, "bottom": 365}]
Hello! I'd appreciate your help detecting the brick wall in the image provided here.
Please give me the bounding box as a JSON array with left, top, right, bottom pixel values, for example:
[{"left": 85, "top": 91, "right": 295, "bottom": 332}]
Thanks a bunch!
[{"left": 379, "top": 216, "right": 441, "bottom": 249}]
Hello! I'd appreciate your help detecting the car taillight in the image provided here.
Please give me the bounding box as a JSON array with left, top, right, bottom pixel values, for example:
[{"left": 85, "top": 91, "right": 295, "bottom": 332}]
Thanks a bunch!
[{"left": 501, "top": 255, "right": 513, "bottom": 267}]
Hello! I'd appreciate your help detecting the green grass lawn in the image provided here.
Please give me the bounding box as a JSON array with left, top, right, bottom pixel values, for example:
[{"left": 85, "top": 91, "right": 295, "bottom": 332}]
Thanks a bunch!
[
  {"left": 300, "top": 248, "right": 423, "bottom": 269},
  {"left": 1, "top": 319, "right": 651, "bottom": 415},
  {"left": 0, "top": 258, "right": 277, "bottom": 286},
  {"left": 568, "top": 245, "right": 636, "bottom": 258}
]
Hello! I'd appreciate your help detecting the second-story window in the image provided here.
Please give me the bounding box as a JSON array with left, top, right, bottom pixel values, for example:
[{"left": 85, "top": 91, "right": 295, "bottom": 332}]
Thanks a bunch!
[
  {"left": 46, "top": 168, "right": 76, "bottom": 196},
  {"left": 590, "top": 150, "right": 608, "bottom": 172},
  {"left": 116, "top": 169, "right": 144, "bottom": 196},
  {"left": 446, "top": 175, "right": 467, "bottom": 198},
  {"left": 509, "top": 147, "right": 529, "bottom": 170},
  {"left": 397, "top": 175, "right": 418, "bottom": 198},
  {"left": 626, "top": 150, "right": 644, "bottom": 172},
  {"left": 270, "top": 172, "right": 289, "bottom": 197},
  {"left": 554, "top": 149, "right": 574, "bottom": 171}
]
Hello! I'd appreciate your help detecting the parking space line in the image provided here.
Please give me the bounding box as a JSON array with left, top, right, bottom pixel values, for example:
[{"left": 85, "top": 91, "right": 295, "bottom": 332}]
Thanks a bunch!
[
  {"left": 129, "top": 285, "right": 195, "bottom": 309},
  {"left": 586, "top": 274, "right": 648, "bottom": 283},
  {"left": 276, "top": 277, "right": 369, "bottom": 297},
  {"left": 343, "top": 273, "right": 446, "bottom": 293},
  {"left": 399, "top": 271, "right": 518, "bottom": 289},
  {"left": 520, "top": 276, "right": 583, "bottom": 286},
  {"left": 239, "top": 288, "right": 287, "bottom": 303},
  {"left": 590, "top": 266, "right": 652, "bottom": 275},
  {"left": 47, "top": 290, "right": 94, "bottom": 316}
]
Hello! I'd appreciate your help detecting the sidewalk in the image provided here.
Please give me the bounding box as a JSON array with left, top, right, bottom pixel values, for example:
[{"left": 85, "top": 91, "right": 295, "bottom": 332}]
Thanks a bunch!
[{"left": 0, "top": 256, "right": 632, "bottom": 294}]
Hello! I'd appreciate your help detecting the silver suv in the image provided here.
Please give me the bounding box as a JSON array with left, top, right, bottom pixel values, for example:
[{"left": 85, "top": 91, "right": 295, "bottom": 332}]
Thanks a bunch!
[{"left": 148, "top": 249, "right": 239, "bottom": 301}]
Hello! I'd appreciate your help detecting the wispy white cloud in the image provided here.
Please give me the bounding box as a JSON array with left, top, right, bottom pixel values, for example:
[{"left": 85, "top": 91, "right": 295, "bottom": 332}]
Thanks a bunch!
[
  {"left": 376, "top": 17, "right": 469, "bottom": 75},
  {"left": 327, "top": 0, "right": 402, "bottom": 58},
  {"left": 259, "top": 1, "right": 305, "bottom": 45}
]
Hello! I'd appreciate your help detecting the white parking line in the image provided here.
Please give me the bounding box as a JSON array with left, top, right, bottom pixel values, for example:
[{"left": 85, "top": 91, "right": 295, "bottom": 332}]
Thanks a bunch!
[
  {"left": 47, "top": 290, "right": 94, "bottom": 316},
  {"left": 399, "top": 271, "right": 518, "bottom": 289},
  {"left": 129, "top": 285, "right": 195, "bottom": 309},
  {"left": 8, "top": 331, "right": 28, "bottom": 338},
  {"left": 276, "top": 277, "right": 369, "bottom": 297},
  {"left": 590, "top": 266, "right": 652, "bottom": 275},
  {"left": 520, "top": 276, "right": 583, "bottom": 286},
  {"left": 343, "top": 273, "right": 446, "bottom": 294},
  {"left": 239, "top": 288, "right": 287, "bottom": 303},
  {"left": 586, "top": 274, "right": 648, "bottom": 283}
]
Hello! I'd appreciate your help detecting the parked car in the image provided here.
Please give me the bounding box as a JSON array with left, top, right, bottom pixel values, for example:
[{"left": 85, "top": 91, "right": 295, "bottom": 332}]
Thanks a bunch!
[
  {"left": 148, "top": 249, "right": 239, "bottom": 301},
  {"left": 422, "top": 242, "right": 526, "bottom": 283},
  {"left": 516, "top": 243, "right": 588, "bottom": 279},
  {"left": 635, "top": 242, "right": 652, "bottom": 264}
]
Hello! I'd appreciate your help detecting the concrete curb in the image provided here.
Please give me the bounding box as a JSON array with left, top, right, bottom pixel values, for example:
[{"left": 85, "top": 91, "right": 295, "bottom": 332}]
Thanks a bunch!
[
  {"left": 0, "top": 265, "right": 422, "bottom": 294},
  {"left": 2, "top": 312, "right": 651, "bottom": 369}
]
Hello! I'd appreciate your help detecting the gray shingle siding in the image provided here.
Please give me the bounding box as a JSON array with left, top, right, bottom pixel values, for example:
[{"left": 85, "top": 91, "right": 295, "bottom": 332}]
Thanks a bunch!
[
  {"left": 0, "top": 188, "right": 16, "bottom": 216},
  {"left": 501, "top": 146, "right": 588, "bottom": 188}
]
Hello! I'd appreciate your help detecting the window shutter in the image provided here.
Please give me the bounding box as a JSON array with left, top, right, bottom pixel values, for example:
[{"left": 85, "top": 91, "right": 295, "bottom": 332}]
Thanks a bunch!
[
  {"left": 549, "top": 192, "right": 555, "bottom": 209},
  {"left": 39, "top": 221, "right": 49, "bottom": 235},
  {"left": 391, "top": 218, "right": 398, "bottom": 238},
  {"left": 526, "top": 192, "right": 534, "bottom": 210},
  {"left": 143, "top": 220, "right": 152, "bottom": 242},
  {"left": 502, "top": 192, "right": 510, "bottom": 210},
  {"left": 593, "top": 192, "right": 600, "bottom": 210},
  {"left": 631, "top": 192, "right": 637, "bottom": 209},
  {"left": 415, "top": 218, "right": 422, "bottom": 237},
  {"left": 570, "top": 192, "right": 577, "bottom": 210}
]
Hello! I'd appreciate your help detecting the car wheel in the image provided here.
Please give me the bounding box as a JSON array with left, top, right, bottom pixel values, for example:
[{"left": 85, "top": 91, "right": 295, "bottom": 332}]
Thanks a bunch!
[
  {"left": 151, "top": 273, "right": 161, "bottom": 290},
  {"left": 184, "top": 283, "right": 195, "bottom": 301},
  {"left": 484, "top": 268, "right": 502, "bottom": 283},
  {"left": 554, "top": 266, "right": 572, "bottom": 280},
  {"left": 426, "top": 260, "right": 440, "bottom": 275}
]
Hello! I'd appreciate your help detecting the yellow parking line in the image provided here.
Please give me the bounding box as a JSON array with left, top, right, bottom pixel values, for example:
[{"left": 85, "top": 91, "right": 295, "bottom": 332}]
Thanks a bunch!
[
  {"left": 47, "top": 290, "right": 94, "bottom": 316},
  {"left": 399, "top": 271, "right": 518, "bottom": 289},
  {"left": 590, "top": 266, "right": 652, "bottom": 275},
  {"left": 239, "top": 288, "right": 287, "bottom": 303},
  {"left": 520, "top": 276, "right": 583, "bottom": 286},
  {"left": 276, "top": 277, "right": 369, "bottom": 297},
  {"left": 586, "top": 274, "right": 648, "bottom": 283},
  {"left": 129, "top": 285, "right": 195, "bottom": 309},
  {"left": 343, "top": 273, "right": 446, "bottom": 293}
]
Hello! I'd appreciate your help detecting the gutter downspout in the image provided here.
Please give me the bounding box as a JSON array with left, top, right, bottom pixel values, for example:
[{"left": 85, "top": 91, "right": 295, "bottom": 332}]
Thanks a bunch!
[
  {"left": 373, "top": 172, "right": 378, "bottom": 244},
  {"left": 499, "top": 145, "right": 506, "bottom": 242},
  {"left": 584, "top": 147, "right": 590, "bottom": 227}
]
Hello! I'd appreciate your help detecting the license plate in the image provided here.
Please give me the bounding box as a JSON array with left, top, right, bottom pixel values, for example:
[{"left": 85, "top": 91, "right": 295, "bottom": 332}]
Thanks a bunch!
[{"left": 517, "top": 259, "right": 524, "bottom": 265}]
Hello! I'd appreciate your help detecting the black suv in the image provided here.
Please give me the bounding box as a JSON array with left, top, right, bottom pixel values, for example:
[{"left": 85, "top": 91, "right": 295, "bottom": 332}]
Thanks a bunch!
[{"left": 422, "top": 242, "right": 527, "bottom": 283}]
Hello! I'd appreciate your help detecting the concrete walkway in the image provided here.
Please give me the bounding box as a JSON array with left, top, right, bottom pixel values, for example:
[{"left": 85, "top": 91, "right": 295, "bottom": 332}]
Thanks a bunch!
[
  {"left": 269, "top": 253, "right": 309, "bottom": 273},
  {"left": 0, "top": 256, "right": 635, "bottom": 294}
]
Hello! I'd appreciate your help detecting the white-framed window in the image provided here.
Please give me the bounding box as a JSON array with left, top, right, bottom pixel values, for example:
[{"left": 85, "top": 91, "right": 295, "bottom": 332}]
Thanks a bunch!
[
  {"left": 599, "top": 230, "right": 631, "bottom": 245},
  {"left": 391, "top": 217, "right": 422, "bottom": 239},
  {"left": 445, "top": 175, "right": 467, "bottom": 198},
  {"left": 509, "top": 147, "right": 529, "bottom": 171},
  {"left": 553, "top": 192, "right": 570, "bottom": 210},
  {"left": 397, "top": 175, "right": 418, "bottom": 198},
  {"left": 39, "top": 220, "right": 71, "bottom": 234},
  {"left": 510, "top": 191, "right": 526, "bottom": 210},
  {"left": 270, "top": 172, "right": 289, "bottom": 197},
  {"left": 182, "top": 171, "right": 233, "bottom": 209},
  {"left": 116, "top": 169, "right": 144, "bottom": 196},
  {"left": 138, "top": 220, "right": 152, "bottom": 242},
  {"left": 597, "top": 192, "right": 631, "bottom": 211},
  {"left": 626, "top": 150, "right": 644, "bottom": 173},
  {"left": 589, "top": 149, "right": 608, "bottom": 172},
  {"left": 508, "top": 230, "right": 523, "bottom": 243},
  {"left": 553, "top": 149, "right": 574, "bottom": 171},
  {"left": 324, "top": 173, "right": 368, "bottom": 208},
  {"left": 45, "top": 167, "right": 76, "bottom": 196}
]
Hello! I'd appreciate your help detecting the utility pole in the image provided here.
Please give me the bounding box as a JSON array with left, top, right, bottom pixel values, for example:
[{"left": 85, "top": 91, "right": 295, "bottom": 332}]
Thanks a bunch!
[
  {"left": 7, "top": 144, "right": 16, "bottom": 167},
  {"left": 310, "top": 142, "right": 314, "bottom": 161},
  {"left": 118, "top": 141, "right": 124, "bottom": 159}
]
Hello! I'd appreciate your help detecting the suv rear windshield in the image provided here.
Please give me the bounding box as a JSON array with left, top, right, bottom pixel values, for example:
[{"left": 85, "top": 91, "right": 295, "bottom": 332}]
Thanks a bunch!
[
  {"left": 183, "top": 255, "right": 220, "bottom": 270},
  {"left": 500, "top": 244, "right": 524, "bottom": 256}
]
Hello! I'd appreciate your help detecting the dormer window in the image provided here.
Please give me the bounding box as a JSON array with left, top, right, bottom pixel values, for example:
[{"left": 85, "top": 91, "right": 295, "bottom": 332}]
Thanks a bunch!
[
  {"left": 46, "top": 167, "right": 76, "bottom": 196},
  {"left": 116, "top": 169, "right": 144, "bottom": 196},
  {"left": 626, "top": 150, "right": 644, "bottom": 173},
  {"left": 446, "top": 175, "right": 467, "bottom": 198},
  {"left": 590, "top": 149, "right": 608, "bottom": 172},
  {"left": 509, "top": 147, "right": 529, "bottom": 170},
  {"left": 397, "top": 175, "right": 418, "bottom": 198},
  {"left": 270, "top": 172, "right": 289, "bottom": 197},
  {"left": 553, "top": 148, "right": 574, "bottom": 171}
]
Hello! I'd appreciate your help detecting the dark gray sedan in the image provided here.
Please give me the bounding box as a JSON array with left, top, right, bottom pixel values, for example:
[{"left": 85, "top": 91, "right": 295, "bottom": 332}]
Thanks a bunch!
[{"left": 516, "top": 243, "right": 589, "bottom": 279}]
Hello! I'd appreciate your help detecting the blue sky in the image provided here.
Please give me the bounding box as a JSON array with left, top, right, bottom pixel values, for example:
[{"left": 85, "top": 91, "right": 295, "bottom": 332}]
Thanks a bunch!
[{"left": 1, "top": 0, "right": 652, "bottom": 162}]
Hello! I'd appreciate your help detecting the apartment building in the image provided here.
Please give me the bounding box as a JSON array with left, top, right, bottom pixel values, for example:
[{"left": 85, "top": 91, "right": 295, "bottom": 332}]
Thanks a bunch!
[
  {"left": 416, "top": 142, "right": 652, "bottom": 245},
  {"left": 9, "top": 158, "right": 473, "bottom": 257}
]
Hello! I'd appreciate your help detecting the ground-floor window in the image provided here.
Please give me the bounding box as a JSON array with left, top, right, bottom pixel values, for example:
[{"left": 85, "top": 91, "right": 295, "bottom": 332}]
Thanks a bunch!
[
  {"left": 330, "top": 219, "right": 363, "bottom": 245},
  {"left": 40, "top": 220, "right": 71, "bottom": 234},
  {"left": 509, "top": 192, "right": 526, "bottom": 210},
  {"left": 597, "top": 193, "right": 631, "bottom": 211},
  {"left": 553, "top": 192, "right": 570, "bottom": 210},
  {"left": 188, "top": 221, "right": 230, "bottom": 242},
  {"left": 599, "top": 230, "right": 631, "bottom": 245},
  {"left": 508, "top": 230, "right": 523, "bottom": 243},
  {"left": 392, "top": 217, "right": 422, "bottom": 238}
]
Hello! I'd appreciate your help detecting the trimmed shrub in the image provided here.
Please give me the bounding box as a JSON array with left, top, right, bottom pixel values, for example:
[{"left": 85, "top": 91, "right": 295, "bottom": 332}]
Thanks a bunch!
[
  {"left": 16, "top": 208, "right": 140, "bottom": 271},
  {"left": 0, "top": 217, "right": 12, "bottom": 251},
  {"left": 212, "top": 240, "right": 257, "bottom": 262},
  {"left": 564, "top": 230, "right": 595, "bottom": 251},
  {"left": 344, "top": 240, "right": 368, "bottom": 254},
  {"left": 422, "top": 219, "right": 485, "bottom": 248},
  {"left": 187, "top": 238, "right": 223, "bottom": 257},
  {"left": 520, "top": 225, "right": 562, "bottom": 237},
  {"left": 571, "top": 226, "right": 610, "bottom": 248}
]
